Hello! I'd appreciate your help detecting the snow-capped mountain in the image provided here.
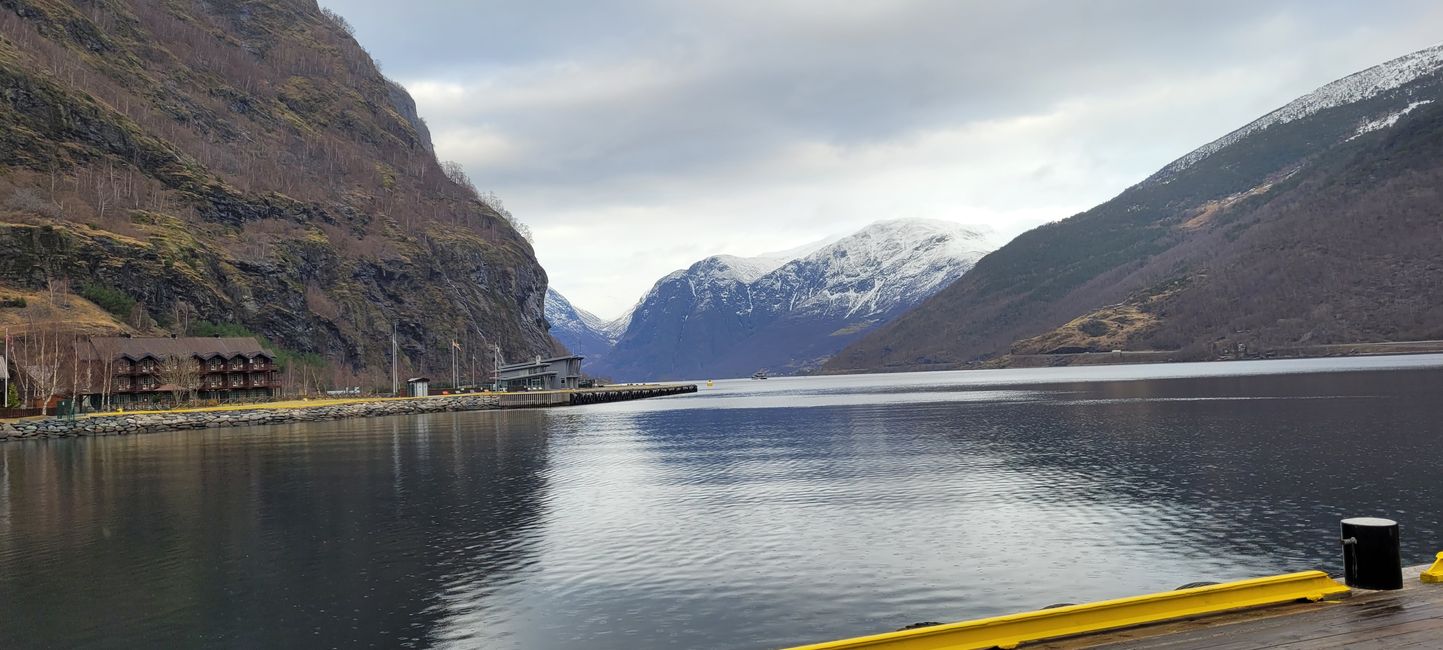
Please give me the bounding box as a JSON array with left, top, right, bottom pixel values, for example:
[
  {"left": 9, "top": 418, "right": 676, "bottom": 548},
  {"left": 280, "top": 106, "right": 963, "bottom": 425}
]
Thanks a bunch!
[
  {"left": 545, "top": 288, "right": 622, "bottom": 365},
  {"left": 588, "top": 219, "right": 994, "bottom": 381},
  {"left": 1147, "top": 43, "right": 1443, "bottom": 184},
  {"left": 752, "top": 219, "right": 990, "bottom": 321},
  {"left": 827, "top": 42, "right": 1443, "bottom": 374}
]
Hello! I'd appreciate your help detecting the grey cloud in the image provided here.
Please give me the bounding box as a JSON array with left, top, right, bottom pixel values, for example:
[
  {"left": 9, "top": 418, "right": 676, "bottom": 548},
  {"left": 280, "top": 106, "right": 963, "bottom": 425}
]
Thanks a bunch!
[
  {"left": 337, "top": 1, "right": 1436, "bottom": 184},
  {"left": 321, "top": 0, "right": 1443, "bottom": 316}
]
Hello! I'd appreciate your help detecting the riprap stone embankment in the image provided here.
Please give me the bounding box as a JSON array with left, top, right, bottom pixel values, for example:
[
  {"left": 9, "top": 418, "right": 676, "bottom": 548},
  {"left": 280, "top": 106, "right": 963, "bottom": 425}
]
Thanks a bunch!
[{"left": 0, "top": 395, "right": 499, "bottom": 441}]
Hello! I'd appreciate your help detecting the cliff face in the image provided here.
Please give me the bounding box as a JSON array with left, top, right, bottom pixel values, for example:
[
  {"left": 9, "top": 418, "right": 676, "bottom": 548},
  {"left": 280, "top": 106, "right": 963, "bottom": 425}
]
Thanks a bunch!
[{"left": 0, "top": 0, "right": 552, "bottom": 383}]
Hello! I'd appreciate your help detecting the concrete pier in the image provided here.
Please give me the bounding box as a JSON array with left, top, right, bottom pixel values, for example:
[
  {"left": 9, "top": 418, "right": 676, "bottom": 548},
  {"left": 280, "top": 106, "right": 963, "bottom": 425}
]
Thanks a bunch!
[
  {"left": 791, "top": 562, "right": 1443, "bottom": 650},
  {"left": 1038, "top": 562, "right": 1443, "bottom": 649},
  {"left": 497, "top": 384, "right": 698, "bottom": 408}
]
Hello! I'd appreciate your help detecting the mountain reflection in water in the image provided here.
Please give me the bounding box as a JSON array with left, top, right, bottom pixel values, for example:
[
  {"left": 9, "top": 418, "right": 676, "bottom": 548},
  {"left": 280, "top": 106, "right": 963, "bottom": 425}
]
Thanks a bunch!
[{"left": 2, "top": 355, "right": 1442, "bottom": 649}]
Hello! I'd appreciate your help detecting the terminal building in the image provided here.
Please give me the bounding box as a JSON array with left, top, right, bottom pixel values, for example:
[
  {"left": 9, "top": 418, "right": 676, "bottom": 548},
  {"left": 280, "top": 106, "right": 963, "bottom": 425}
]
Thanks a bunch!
[{"left": 496, "top": 355, "right": 583, "bottom": 391}]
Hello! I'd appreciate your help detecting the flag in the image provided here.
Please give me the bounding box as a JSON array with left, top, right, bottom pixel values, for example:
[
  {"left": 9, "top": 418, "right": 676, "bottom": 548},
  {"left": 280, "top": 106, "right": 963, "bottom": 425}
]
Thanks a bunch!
[{"left": 452, "top": 340, "right": 461, "bottom": 350}]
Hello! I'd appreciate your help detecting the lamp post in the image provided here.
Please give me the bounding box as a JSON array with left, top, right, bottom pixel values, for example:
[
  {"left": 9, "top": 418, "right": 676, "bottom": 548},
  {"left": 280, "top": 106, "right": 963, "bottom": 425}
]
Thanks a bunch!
[{"left": 451, "top": 340, "right": 460, "bottom": 390}]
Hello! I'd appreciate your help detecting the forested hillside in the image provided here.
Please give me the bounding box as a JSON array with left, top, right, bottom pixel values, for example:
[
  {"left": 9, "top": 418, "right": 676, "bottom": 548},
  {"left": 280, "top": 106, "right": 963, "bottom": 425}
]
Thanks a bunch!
[{"left": 0, "top": 0, "right": 555, "bottom": 389}]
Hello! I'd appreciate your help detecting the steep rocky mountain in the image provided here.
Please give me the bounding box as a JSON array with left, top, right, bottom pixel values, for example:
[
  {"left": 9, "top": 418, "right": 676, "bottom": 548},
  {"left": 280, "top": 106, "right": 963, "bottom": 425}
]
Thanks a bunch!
[
  {"left": 594, "top": 254, "right": 783, "bottom": 381},
  {"left": 826, "top": 43, "right": 1443, "bottom": 373},
  {"left": 0, "top": 0, "right": 553, "bottom": 386},
  {"left": 544, "top": 288, "right": 619, "bottom": 366},
  {"left": 593, "top": 219, "right": 992, "bottom": 380}
]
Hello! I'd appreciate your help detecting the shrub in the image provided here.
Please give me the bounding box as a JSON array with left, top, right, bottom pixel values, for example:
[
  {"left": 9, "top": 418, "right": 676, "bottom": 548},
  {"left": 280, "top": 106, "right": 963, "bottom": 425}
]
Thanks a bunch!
[
  {"left": 191, "top": 320, "right": 256, "bottom": 338},
  {"left": 79, "top": 283, "right": 136, "bottom": 318},
  {"left": 1078, "top": 319, "right": 1111, "bottom": 337}
]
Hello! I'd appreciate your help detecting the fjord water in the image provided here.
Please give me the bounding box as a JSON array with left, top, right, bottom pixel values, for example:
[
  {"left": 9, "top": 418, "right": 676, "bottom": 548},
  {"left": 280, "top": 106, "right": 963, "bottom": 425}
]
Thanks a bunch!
[{"left": 3, "top": 356, "right": 1443, "bottom": 649}]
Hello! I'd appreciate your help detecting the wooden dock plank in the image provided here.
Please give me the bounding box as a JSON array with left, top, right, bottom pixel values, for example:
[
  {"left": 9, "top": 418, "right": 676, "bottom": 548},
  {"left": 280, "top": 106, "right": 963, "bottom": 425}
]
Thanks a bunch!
[{"left": 1038, "top": 564, "right": 1443, "bottom": 649}]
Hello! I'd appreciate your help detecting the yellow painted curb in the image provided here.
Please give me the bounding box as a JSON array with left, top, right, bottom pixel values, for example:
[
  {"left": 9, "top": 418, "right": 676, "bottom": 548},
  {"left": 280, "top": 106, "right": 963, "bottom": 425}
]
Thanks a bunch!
[
  {"left": 787, "top": 571, "right": 1348, "bottom": 650},
  {"left": 1423, "top": 552, "right": 1443, "bottom": 584}
]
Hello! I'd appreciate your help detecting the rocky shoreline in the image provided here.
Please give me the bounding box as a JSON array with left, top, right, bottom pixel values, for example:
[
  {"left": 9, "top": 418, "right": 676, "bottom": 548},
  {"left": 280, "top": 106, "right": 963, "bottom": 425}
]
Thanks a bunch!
[{"left": 0, "top": 395, "right": 500, "bottom": 441}]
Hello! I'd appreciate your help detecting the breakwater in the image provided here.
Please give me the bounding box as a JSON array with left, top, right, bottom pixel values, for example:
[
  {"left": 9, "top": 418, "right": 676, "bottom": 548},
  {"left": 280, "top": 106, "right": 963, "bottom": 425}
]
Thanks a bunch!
[
  {"left": 0, "top": 385, "right": 700, "bottom": 441},
  {"left": 0, "top": 395, "right": 500, "bottom": 441}
]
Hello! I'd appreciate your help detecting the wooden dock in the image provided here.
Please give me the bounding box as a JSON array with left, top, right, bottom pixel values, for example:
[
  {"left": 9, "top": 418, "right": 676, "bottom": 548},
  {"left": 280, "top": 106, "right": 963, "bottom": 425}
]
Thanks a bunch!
[
  {"left": 495, "top": 384, "right": 697, "bottom": 409},
  {"left": 1039, "top": 563, "right": 1442, "bottom": 649}
]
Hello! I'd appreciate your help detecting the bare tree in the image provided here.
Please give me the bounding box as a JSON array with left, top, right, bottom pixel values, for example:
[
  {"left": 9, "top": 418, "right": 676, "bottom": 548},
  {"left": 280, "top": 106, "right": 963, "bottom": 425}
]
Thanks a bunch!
[
  {"left": 441, "top": 160, "right": 476, "bottom": 198},
  {"left": 319, "top": 7, "right": 355, "bottom": 36},
  {"left": 158, "top": 354, "right": 203, "bottom": 405},
  {"left": 69, "top": 332, "right": 82, "bottom": 413},
  {"left": 6, "top": 298, "right": 75, "bottom": 416},
  {"left": 129, "top": 301, "right": 151, "bottom": 332},
  {"left": 171, "top": 301, "right": 195, "bottom": 336},
  {"left": 99, "top": 355, "right": 115, "bottom": 411},
  {"left": 478, "top": 190, "right": 533, "bottom": 243},
  {"left": 46, "top": 277, "right": 70, "bottom": 307},
  {"left": 13, "top": 328, "right": 63, "bottom": 416}
]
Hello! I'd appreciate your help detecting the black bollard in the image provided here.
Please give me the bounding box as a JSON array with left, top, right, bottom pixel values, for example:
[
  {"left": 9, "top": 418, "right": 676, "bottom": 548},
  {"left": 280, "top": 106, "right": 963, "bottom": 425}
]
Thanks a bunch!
[{"left": 1340, "top": 517, "right": 1403, "bottom": 590}]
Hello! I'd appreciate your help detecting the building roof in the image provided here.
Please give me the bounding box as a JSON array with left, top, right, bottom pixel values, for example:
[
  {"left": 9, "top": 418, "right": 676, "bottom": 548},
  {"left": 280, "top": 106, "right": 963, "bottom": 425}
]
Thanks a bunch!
[
  {"left": 406, "top": 376, "right": 430, "bottom": 383},
  {"left": 82, "top": 337, "right": 274, "bottom": 362},
  {"left": 497, "top": 354, "right": 583, "bottom": 371},
  {"left": 501, "top": 370, "right": 558, "bottom": 378}
]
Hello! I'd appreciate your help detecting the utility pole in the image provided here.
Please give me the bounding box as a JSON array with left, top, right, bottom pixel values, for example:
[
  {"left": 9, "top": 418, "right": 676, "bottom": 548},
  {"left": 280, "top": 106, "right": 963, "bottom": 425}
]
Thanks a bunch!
[
  {"left": 391, "top": 322, "right": 398, "bottom": 397},
  {"left": 451, "top": 340, "right": 459, "bottom": 390},
  {"left": 493, "top": 344, "right": 502, "bottom": 391}
]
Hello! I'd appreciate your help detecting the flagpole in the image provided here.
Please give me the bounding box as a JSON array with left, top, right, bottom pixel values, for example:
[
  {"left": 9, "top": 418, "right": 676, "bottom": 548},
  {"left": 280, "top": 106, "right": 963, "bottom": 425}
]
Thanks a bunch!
[
  {"left": 3, "top": 327, "right": 9, "bottom": 409},
  {"left": 451, "top": 340, "right": 459, "bottom": 390}
]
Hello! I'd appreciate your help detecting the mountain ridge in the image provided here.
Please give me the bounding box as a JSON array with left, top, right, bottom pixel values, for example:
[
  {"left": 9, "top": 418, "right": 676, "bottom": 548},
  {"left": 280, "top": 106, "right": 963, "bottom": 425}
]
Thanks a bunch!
[
  {"left": 579, "top": 218, "right": 992, "bottom": 380},
  {"left": 825, "top": 42, "right": 1443, "bottom": 373},
  {"left": 544, "top": 288, "right": 620, "bottom": 366}
]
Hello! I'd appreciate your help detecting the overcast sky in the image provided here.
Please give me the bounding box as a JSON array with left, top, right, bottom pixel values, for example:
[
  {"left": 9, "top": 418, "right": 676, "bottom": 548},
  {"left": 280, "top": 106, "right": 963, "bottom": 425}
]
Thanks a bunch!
[{"left": 322, "top": 0, "right": 1442, "bottom": 319}]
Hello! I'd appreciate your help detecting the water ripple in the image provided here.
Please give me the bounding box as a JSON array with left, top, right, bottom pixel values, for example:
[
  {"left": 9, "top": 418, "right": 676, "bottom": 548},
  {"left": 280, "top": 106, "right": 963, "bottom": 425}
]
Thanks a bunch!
[{"left": 2, "top": 357, "right": 1442, "bottom": 648}]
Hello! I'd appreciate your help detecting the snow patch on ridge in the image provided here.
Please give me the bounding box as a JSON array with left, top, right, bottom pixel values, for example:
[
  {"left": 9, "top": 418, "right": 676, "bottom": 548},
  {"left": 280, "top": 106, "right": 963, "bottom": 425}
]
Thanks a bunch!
[
  {"left": 710, "top": 254, "right": 788, "bottom": 284},
  {"left": 754, "top": 234, "right": 845, "bottom": 261},
  {"left": 753, "top": 219, "right": 994, "bottom": 320},
  {"left": 1350, "top": 100, "right": 1434, "bottom": 139},
  {"left": 1150, "top": 43, "right": 1443, "bottom": 182},
  {"left": 546, "top": 288, "right": 623, "bottom": 345},
  {"left": 598, "top": 310, "right": 632, "bottom": 339}
]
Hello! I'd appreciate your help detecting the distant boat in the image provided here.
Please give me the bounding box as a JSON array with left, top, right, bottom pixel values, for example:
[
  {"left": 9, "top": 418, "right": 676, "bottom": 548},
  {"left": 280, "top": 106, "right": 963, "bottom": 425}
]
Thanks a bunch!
[{"left": 751, "top": 370, "right": 768, "bottom": 380}]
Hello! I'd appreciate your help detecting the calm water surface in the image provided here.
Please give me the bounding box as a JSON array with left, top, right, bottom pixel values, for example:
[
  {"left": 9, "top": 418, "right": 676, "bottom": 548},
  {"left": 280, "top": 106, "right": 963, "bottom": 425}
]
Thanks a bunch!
[{"left": 4, "top": 355, "right": 1443, "bottom": 649}]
